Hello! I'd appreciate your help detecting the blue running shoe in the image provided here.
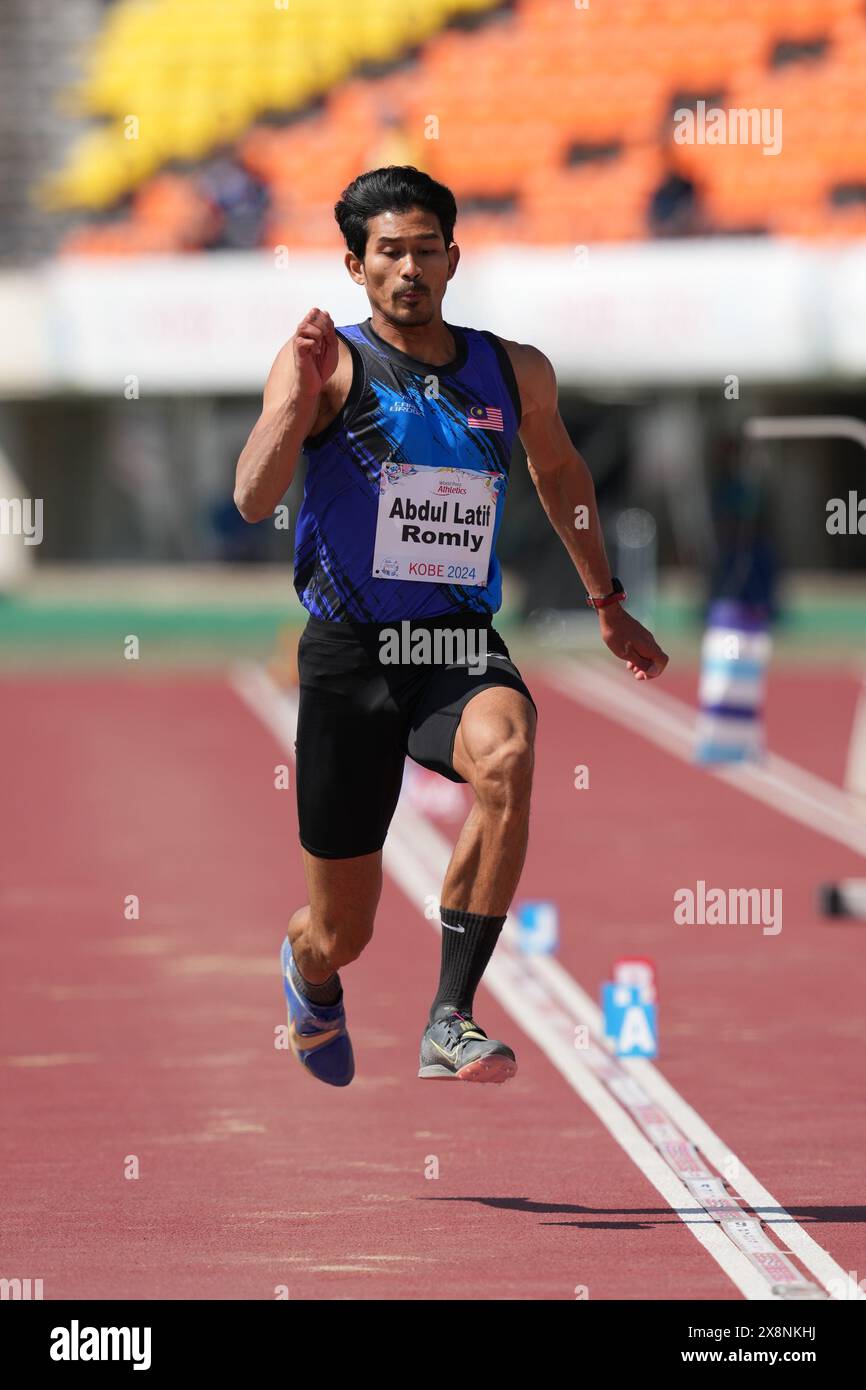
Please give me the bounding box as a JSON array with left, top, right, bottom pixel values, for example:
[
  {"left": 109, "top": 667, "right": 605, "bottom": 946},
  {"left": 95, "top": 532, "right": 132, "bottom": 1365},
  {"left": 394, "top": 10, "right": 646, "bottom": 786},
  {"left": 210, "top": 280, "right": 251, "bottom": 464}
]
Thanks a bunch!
[{"left": 280, "top": 936, "right": 354, "bottom": 1087}]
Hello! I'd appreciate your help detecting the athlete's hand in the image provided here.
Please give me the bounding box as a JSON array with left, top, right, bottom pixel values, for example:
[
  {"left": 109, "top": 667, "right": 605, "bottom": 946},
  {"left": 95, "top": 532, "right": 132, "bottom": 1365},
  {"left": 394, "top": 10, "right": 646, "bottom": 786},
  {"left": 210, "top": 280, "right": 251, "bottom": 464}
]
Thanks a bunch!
[
  {"left": 292, "top": 308, "right": 339, "bottom": 400},
  {"left": 599, "top": 606, "right": 669, "bottom": 680}
]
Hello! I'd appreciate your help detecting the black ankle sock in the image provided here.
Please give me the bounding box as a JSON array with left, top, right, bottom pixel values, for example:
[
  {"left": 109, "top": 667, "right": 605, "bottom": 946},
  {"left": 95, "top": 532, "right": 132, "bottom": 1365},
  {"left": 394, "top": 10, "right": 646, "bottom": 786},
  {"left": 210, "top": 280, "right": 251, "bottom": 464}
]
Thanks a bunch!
[
  {"left": 429, "top": 907, "right": 506, "bottom": 1023},
  {"left": 291, "top": 952, "right": 342, "bottom": 1006}
]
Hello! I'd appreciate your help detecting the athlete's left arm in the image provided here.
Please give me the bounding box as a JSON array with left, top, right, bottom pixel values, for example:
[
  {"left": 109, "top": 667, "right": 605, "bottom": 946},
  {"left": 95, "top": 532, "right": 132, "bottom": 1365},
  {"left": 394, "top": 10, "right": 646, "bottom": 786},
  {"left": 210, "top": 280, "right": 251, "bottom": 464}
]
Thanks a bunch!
[{"left": 505, "top": 340, "right": 668, "bottom": 680}]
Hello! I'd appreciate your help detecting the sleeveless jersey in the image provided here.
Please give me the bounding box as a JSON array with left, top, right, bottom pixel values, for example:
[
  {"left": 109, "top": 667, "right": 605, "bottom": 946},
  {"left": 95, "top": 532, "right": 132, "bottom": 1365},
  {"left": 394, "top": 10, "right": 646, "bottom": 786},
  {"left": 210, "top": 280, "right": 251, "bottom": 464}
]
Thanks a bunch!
[{"left": 293, "top": 317, "right": 521, "bottom": 621}]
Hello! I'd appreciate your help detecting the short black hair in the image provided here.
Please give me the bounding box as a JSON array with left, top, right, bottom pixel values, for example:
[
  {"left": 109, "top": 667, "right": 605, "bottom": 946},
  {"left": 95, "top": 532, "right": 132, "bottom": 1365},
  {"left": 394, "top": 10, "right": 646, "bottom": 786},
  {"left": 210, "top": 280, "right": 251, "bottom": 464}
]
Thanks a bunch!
[{"left": 334, "top": 166, "right": 457, "bottom": 260}]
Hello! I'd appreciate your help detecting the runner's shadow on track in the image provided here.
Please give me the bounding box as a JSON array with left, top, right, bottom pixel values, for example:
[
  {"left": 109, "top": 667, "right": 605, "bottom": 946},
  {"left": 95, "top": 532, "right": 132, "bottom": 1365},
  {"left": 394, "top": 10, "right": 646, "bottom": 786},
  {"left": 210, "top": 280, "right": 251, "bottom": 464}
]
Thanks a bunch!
[
  {"left": 754, "top": 1206, "right": 866, "bottom": 1225},
  {"left": 422, "top": 1196, "right": 715, "bottom": 1226},
  {"left": 424, "top": 1198, "right": 866, "bottom": 1226}
]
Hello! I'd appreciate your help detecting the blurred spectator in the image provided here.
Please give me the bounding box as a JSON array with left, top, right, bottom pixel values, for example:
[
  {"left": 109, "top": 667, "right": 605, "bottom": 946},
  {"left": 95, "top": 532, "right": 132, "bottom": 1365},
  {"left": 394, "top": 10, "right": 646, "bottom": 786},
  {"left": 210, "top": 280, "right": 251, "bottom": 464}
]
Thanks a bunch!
[
  {"left": 648, "top": 168, "right": 703, "bottom": 237},
  {"left": 707, "top": 439, "right": 779, "bottom": 618},
  {"left": 211, "top": 495, "right": 269, "bottom": 562},
  {"left": 197, "top": 155, "right": 269, "bottom": 251}
]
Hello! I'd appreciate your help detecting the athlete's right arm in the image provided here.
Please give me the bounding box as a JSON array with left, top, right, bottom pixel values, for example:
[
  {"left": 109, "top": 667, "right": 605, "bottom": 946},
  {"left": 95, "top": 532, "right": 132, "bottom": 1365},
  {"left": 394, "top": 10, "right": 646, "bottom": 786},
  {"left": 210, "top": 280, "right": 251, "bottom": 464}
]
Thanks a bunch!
[{"left": 234, "top": 308, "right": 339, "bottom": 523}]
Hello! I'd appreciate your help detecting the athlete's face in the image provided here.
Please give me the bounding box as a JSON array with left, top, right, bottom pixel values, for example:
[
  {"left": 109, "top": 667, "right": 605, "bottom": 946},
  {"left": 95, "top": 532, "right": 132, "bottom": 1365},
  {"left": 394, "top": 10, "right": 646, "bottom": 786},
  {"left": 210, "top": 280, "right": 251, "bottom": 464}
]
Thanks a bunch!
[{"left": 349, "top": 208, "right": 459, "bottom": 326}]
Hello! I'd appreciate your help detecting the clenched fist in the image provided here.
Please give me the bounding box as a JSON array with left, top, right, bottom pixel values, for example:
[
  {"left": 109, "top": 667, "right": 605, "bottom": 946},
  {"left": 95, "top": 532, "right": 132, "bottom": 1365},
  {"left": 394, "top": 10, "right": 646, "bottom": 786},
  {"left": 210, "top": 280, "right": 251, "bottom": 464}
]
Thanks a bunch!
[{"left": 293, "top": 308, "right": 339, "bottom": 399}]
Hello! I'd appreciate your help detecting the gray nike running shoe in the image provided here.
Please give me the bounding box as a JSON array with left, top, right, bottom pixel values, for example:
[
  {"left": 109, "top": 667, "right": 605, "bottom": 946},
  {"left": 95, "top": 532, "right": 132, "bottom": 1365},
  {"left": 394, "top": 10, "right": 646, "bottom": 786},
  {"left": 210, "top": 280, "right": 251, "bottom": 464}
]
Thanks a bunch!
[{"left": 418, "top": 1009, "right": 517, "bottom": 1083}]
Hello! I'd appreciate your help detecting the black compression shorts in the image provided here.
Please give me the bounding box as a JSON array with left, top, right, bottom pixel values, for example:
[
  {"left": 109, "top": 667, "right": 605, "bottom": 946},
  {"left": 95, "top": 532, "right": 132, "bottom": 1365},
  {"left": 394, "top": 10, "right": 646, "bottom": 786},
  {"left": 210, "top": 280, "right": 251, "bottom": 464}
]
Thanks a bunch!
[{"left": 294, "top": 614, "right": 536, "bottom": 859}]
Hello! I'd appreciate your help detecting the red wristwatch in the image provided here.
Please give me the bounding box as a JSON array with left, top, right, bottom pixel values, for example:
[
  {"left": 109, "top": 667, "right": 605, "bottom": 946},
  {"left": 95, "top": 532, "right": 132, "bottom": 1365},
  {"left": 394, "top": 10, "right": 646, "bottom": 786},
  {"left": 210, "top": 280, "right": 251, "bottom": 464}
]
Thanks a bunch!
[{"left": 586, "top": 577, "right": 627, "bottom": 610}]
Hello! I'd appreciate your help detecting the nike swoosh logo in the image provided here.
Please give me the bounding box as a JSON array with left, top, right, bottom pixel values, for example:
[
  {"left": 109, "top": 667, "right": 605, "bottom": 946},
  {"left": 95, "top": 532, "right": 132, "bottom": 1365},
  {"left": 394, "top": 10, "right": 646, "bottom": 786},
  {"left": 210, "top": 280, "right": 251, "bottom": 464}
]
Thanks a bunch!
[
  {"left": 288, "top": 1019, "right": 343, "bottom": 1053},
  {"left": 442, "top": 922, "right": 465, "bottom": 933},
  {"left": 430, "top": 1033, "right": 488, "bottom": 1063}
]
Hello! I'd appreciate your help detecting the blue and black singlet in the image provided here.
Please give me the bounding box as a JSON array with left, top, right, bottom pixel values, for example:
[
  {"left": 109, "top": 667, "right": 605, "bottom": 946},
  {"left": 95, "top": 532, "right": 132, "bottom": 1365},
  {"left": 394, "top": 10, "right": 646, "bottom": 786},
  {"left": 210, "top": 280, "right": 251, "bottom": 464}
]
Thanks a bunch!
[{"left": 293, "top": 317, "right": 522, "bottom": 622}]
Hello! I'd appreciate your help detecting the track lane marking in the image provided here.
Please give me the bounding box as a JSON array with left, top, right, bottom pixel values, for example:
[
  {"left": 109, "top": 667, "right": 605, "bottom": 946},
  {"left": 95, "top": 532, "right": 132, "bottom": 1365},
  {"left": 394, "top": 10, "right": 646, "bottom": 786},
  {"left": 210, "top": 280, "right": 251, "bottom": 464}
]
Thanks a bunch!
[
  {"left": 544, "top": 659, "right": 865, "bottom": 1298},
  {"left": 549, "top": 661, "right": 866, "bottom": 855}
]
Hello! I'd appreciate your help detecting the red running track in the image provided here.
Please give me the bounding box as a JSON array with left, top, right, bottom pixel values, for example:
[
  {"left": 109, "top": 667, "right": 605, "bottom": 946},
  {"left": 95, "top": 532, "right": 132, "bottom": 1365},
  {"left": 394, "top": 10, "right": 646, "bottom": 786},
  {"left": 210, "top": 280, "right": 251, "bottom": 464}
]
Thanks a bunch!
[{"left": 1, "top": 665, "right": 864, "bottom": 1300}]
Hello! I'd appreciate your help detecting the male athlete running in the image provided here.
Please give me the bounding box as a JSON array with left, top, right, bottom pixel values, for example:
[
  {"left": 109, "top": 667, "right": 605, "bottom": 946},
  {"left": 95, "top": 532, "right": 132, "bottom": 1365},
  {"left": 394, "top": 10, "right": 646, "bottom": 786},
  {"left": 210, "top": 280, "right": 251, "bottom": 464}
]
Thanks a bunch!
[{"left": 235, "top": 167, "right": 668, "bottom": 1089}]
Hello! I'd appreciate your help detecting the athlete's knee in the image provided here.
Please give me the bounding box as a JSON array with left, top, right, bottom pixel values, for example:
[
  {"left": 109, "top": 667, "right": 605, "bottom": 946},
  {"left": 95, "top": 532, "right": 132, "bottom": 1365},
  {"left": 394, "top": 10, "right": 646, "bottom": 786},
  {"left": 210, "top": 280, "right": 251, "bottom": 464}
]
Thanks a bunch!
[
  {"left": 470, "top": 728, "right": 534, "bottom": 813},
  {"left": 310, "top": 910, "right": 375, "bottom": 969}
]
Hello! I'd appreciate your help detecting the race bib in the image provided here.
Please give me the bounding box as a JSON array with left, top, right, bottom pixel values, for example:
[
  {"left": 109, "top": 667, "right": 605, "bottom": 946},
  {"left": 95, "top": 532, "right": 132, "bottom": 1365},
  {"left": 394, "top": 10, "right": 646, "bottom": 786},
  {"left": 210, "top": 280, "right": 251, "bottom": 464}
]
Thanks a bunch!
[{"left": 372, "top": 461, "right": 503, "bottom": 586}]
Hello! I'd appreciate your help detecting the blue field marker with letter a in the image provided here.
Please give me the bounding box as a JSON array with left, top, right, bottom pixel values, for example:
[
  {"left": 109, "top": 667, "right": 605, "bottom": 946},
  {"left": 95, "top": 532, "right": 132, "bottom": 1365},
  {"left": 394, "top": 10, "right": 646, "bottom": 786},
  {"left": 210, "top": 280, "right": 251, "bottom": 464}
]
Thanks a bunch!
[{"left": 602, "top": 983, "right": 658, "bottom": 1057}]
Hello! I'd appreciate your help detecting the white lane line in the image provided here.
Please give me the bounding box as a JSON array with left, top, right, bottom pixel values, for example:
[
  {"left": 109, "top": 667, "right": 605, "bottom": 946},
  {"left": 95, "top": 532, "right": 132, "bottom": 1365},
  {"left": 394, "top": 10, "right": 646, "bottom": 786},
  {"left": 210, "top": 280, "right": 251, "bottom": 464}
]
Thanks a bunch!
[
  {"left": 528, "top": 952, "right": 863, "bottom": 1300},
  {"left": 544, "top": 659, "right": 866, "bottom": 1299},
  {"left": 230, "top": 662, "right": 804, "bottom": 1301},
  {"left": 548, "top": 661, "right": 866, "bottom": 856}
]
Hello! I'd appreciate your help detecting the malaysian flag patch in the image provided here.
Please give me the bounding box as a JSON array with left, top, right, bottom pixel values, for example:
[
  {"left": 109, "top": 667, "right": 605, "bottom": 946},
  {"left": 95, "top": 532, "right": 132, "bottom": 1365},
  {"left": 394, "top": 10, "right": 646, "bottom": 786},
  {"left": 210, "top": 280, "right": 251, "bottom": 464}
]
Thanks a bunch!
[{"left": 466, "top": 404, "right": 504, "bottom": 432}]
